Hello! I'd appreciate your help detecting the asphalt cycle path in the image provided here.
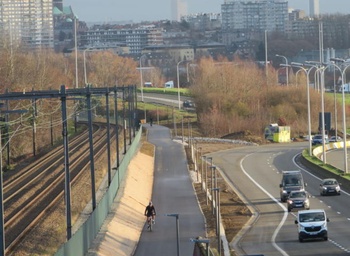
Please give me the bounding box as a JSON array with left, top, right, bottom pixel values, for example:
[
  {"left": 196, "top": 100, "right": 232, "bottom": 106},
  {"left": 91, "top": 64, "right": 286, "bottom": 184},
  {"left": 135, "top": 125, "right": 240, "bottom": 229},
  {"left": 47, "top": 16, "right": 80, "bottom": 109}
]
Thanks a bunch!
[{"left": 134, "top": 124, "right": 206, "bottom": 256}]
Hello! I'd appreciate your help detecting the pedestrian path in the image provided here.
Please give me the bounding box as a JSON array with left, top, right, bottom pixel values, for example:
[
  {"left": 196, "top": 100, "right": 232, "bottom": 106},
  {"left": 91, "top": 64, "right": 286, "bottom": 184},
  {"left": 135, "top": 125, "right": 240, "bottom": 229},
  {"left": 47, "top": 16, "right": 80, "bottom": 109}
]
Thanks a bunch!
[{"left": 86, "top": 124, "right": 206, "bottom": 255}]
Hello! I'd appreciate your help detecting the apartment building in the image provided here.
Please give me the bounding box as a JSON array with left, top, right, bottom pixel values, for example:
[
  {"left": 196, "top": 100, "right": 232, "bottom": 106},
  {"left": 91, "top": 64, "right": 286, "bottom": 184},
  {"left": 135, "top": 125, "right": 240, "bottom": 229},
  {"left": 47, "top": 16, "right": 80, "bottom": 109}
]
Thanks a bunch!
[
  {"left": 79, "top": 26, "right": 164, "bottom": 55},
  {"left": 221, "top": 0, "right": 288, "bottom": 32},
  {"left": 183, "top": 13, "right": 221, "bottom": 31},
  {"left": 221, "top": 0, "right": 288, "bottom": 47},
  {"left": 0, "top": 0, "right": 54, "bottom": 49}
]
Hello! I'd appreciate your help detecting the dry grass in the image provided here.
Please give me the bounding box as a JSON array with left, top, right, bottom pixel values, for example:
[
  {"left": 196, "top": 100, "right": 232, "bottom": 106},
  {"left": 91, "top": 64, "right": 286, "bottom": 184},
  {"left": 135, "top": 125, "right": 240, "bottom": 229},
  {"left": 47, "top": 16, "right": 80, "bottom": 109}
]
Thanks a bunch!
[{"left": 185, "top": 143, "right": 252, "bottom": 256}]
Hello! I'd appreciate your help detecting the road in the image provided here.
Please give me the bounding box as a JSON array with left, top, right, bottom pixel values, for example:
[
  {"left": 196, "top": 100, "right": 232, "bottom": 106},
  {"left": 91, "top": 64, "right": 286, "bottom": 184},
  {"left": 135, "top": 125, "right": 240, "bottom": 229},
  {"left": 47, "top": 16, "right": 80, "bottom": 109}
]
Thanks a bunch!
[
  {"left": 325, "top": 147, "right": 349, "bottom": 172},
  {"left": 137, "top": 92, "right": 192, "bottom": 108},
  {"left": 208, "top": 142, "right": 350, "bottom": 256}
]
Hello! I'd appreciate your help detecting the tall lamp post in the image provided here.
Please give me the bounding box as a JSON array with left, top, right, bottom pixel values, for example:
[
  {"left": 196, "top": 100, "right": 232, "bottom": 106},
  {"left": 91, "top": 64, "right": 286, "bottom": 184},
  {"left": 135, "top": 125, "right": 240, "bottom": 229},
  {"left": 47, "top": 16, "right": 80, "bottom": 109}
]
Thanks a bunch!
[
  {"left": 177, "top": 60, "right": 188, "bottom": 110},
  {"left": 165, "top": 213, "right": 180, "bottom": 256},
  {"left": 330, "top": 58, "right": 350, "bottom": 173},
  {"left": 295, "top": 69, "right": 304, "bottom": 86},
  {"left": 83, "top": 47, "right": 93, "bottom": 86},
  {"left": 139, "top": 54, "right": 148, "bottom": 102},
  {"left": 276, "top": 54, "right": 289, "bottom": 86},
  {"left": 213, "top": 187, "right": 221, "bottom": 255},
  {"left": 74, "top": 17, "right": 79, "bottom": 89},
  {"left": 291, "top": 62, "right": 318, "bottom": 156}
]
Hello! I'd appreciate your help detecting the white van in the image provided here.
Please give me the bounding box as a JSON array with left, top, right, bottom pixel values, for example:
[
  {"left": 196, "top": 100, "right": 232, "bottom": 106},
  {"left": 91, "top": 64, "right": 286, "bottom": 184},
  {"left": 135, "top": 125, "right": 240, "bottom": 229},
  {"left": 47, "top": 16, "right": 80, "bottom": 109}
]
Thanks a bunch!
[
  {"left": 295, "top": 209, "right": 329, "bottom": 242},
  {"left": 164, "top": 81, "right": 174, "bottom": 88}
]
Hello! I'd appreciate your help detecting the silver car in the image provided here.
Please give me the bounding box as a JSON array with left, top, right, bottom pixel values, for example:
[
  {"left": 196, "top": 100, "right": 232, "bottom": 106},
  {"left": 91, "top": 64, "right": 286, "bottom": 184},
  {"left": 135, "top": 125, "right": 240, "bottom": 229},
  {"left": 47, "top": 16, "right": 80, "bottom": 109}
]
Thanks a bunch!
[{"left": 319, "top": 178, "right": 341, "bottom": 196}]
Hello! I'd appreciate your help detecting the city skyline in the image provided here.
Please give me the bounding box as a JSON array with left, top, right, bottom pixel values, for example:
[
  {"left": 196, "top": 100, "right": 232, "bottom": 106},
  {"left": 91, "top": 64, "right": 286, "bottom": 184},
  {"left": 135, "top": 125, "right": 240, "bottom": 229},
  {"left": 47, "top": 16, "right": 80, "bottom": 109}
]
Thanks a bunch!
[{"left": 65, "top": 0, "right": 350, "bottom": 23}]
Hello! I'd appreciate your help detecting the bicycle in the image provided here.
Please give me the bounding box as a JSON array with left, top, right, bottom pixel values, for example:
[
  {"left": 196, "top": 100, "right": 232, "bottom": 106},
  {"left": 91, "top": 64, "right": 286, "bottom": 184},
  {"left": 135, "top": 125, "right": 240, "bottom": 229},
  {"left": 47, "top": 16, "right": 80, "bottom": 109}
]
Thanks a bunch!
[{"left": 146, "top": 214, "right": 155, "bottom": 231}]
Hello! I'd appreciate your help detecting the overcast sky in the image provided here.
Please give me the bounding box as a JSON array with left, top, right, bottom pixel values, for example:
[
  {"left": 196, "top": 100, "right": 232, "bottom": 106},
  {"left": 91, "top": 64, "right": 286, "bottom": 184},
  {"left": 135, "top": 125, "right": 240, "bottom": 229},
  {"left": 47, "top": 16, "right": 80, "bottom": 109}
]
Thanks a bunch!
[{"left": 64, "top": 0, "right": 350, "bottom": 23}]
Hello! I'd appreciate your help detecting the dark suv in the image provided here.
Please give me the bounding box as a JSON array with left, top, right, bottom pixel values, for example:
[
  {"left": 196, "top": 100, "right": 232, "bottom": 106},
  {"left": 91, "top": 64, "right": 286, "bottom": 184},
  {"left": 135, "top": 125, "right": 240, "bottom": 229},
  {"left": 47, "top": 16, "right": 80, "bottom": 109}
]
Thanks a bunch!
[{"left": 280, "top": 170, "right": 306, "bottom": 202}]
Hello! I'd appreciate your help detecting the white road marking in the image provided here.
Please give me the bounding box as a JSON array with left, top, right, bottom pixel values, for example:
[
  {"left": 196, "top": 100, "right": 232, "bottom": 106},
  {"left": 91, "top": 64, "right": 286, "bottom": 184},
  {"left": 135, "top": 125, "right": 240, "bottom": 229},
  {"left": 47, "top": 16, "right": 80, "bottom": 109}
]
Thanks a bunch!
[{"left": 240, "top": 153, "right": 289, "bottom": 256}]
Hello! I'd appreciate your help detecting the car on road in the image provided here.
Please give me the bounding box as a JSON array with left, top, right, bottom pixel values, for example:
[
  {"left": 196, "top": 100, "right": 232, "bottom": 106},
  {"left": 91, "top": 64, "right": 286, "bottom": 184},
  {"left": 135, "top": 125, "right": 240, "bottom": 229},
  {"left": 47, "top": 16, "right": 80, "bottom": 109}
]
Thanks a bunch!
[
  {"left": 280, "top": 170, "right": 306, "bottom": 202},
  {"left": 287, "top": 190, "right": 310, "bottom": 212},
  {"left": 319, "top": 178, "right": 341, "bottom": 196},
  {"left": 295, "top": 209, "right": 329, "bottom": 242},
  {"left": 329, "top": 136, "right": 342, "bottom": 142},
  {"left": 303, "top": 135, "right": 313, "bottom": 141},
  {"left": 312, "top": 134, "right": 329, "bottom": 145},
  {"left": 183, "top": 100, "right": 195, "bottom": 108}
]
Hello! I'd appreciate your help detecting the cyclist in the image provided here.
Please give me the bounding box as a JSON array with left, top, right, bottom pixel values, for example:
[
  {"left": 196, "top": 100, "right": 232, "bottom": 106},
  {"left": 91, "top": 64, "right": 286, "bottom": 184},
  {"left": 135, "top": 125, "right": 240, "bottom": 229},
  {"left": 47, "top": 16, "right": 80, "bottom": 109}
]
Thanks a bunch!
[{"left": 144, "top": 201, "right": 156, "bottom": 228}]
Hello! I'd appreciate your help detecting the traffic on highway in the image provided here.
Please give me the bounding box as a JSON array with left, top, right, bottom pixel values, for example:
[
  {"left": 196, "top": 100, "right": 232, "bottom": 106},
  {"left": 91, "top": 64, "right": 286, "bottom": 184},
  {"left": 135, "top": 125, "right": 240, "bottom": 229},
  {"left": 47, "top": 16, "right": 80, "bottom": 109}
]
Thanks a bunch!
[{"left": 208, "top": 141, "right": 350, "bottom": 256}]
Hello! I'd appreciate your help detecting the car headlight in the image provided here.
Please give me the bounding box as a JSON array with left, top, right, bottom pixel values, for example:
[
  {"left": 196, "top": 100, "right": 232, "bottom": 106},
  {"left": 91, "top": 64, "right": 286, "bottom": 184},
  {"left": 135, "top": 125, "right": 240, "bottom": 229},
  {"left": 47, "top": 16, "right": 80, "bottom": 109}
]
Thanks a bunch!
[
  {"left": 283, "top": 190, "right": 288, "bottom": 194},
  {"left": 287, "top": 199, "right": 293, "bottom": 204},
  {"left": 336, "top": 185, "right": 340, "bottom": 191},
  {"left": 322, "top": 187, "right": 327, "bottom": 190}
]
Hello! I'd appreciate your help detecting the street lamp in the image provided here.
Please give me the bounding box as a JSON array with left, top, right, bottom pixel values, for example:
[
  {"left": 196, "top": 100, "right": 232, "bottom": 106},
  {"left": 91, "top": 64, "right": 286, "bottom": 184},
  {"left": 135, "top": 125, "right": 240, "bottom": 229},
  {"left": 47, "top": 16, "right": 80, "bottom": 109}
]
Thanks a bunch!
[
  {"left": 309, "top": 62, "right": 340, "bottom": 164},
  {"left": 177, "top": 60, "right": 188, "bottom": 110},
  {"left": 304, "top": 61, "right": 335, "bottom": 163},
  {"left": 209, "top": 165, "right": 216, "bottom": 215},
  {"left": 139, "top": 54, "right": 147, "bottom": 102},
  {"left": 295, "top": 69, "right": 305, "bottom": 86},
  {"left": 205, "top": 157, "right": 212, "bottom": 206},
  {"left": 329, "top": 58, "right": 350, "bottom": 173},
  {"left": 186, "top": 61, "right": 191, "bottom": 83},
  {"left": 83, "top": 47, "right": 93, "bottom": 86},
  {"left": 291, "top": 62, "right": 317, "bottom": 156},
  {"left": 74, "top": 17, "right": 78, "bottom": 89},
  {"left": 212, "top": 187, "right": 221, "bottom": 255},
  {"left": 276, "top": 54, "right": 289, "bottom": 86},
  {"left": 0, "top": 108, "right": 4, "bottom": 255},
  {"left": 313, "top": 64, "right": 328, "bottom": 163},
  {"left": 165, "top": 213, "right": 180, "bottom": 256}
]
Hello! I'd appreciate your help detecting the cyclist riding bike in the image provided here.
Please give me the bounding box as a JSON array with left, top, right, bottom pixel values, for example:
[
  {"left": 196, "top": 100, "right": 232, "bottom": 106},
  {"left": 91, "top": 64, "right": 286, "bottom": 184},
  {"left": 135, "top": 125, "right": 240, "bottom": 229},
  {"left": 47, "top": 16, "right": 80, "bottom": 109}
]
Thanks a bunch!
[{"left": 144, "top": 201, "right": 156, "bottom": 229}]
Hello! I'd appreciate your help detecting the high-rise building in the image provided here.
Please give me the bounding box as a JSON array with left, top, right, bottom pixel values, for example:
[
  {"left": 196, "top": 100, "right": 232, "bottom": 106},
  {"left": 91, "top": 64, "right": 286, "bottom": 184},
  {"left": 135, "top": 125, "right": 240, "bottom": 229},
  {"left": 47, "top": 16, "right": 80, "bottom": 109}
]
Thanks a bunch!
[
  {"left": 0, "top": 0, "right": 54, "bottom": 49},
  {"left": 221, "top": 0, "right": 288, "bottom": 32},
  {"left": 171, "top": 0, "right": 187, "bottom": 21},
  {"left": 309, "top": 0, "right": 320, "bottom": 18}
]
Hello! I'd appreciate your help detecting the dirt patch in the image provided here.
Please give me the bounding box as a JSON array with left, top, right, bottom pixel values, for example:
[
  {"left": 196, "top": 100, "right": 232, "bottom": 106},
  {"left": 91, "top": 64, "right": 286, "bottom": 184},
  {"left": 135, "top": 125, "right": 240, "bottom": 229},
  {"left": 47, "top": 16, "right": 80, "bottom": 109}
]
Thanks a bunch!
[{"left": 186, "top": 143, "right": 252, "bottom": 256}]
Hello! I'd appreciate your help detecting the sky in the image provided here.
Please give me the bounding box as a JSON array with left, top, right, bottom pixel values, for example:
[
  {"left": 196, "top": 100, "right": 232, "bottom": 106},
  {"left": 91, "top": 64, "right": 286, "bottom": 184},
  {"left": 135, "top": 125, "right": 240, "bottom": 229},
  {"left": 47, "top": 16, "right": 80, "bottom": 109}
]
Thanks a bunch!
[{"left": 64, "top": 0, "right": 350, "bottom": 23}]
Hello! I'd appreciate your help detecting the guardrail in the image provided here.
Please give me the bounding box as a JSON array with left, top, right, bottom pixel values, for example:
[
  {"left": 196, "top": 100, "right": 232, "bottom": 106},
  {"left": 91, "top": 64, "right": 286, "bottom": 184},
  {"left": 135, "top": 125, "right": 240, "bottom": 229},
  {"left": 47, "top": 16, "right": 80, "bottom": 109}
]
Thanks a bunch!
[
  {"left": 301, "top": 142, "right": 350, "bottom": 194},
  {"left": 312, "top": 141, "right": 350, "bottom": 158}
]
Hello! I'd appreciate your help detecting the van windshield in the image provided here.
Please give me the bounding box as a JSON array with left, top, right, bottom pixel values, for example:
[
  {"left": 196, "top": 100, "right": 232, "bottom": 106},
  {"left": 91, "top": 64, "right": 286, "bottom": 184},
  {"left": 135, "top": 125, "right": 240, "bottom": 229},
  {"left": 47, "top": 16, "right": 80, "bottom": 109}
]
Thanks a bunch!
[
  {"left": 284, "top": 175, "right": 302, "bottom": 186},
  {"left": 299, "top": 212, "right": 325, "bottom": 222}
]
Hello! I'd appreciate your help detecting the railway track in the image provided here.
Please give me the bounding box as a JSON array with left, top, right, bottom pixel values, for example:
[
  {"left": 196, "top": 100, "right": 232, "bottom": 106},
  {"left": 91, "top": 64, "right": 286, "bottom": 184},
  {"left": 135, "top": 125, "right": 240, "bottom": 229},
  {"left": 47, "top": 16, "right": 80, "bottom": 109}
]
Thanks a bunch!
[{"left": 3, "top": 122, "right": 116, "bottom": 254}]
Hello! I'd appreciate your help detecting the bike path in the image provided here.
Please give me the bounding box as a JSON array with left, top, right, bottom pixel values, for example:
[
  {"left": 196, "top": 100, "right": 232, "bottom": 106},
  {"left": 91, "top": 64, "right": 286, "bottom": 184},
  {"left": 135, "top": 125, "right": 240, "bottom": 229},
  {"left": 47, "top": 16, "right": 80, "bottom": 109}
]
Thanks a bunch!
[{"left": 133, "top": 124, "right": 206, "bottom": 255}]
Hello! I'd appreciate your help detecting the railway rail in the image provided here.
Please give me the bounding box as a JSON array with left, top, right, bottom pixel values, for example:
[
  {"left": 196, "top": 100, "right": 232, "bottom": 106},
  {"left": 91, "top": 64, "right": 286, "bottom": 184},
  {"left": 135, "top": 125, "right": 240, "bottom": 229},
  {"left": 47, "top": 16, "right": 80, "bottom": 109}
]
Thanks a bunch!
[{"left": 3, "top": 122, "right": 116, "bottom": 254}]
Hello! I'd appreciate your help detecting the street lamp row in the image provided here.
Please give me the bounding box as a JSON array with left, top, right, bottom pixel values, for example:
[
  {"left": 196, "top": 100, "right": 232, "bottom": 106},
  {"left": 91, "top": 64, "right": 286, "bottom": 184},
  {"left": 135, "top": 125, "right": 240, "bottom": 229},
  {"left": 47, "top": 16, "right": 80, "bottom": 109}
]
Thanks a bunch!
[
  {"left": 276, "top": 54, "right": 289, "bottom": 86},
  {"left": 291, "top": 60, "right": 349, "bottom": 174}
]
